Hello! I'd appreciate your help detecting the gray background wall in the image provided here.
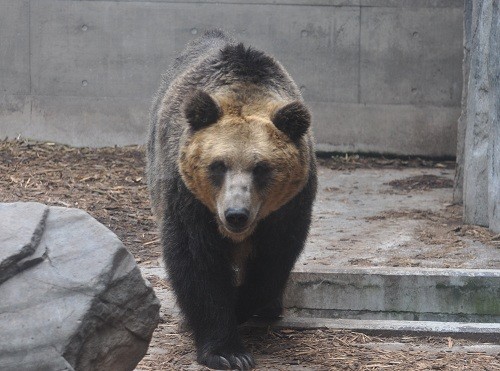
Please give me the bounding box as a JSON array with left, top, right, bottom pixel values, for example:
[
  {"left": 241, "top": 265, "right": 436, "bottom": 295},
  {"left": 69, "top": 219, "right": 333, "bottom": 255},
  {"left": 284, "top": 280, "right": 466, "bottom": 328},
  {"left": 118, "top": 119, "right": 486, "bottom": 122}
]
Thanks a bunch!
[{"left": 0, "top": 0, "right": 463, "bottom": 157}]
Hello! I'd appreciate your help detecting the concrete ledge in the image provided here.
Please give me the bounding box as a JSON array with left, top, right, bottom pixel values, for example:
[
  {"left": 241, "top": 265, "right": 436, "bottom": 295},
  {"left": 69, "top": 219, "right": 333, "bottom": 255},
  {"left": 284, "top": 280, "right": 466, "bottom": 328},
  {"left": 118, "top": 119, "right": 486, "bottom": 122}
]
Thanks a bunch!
[
  {"left": 284, "top": 267, "right": 500, "bottom": 323},
  {"left": 247, "top": 317, "right": 500, "bottom": 341}
]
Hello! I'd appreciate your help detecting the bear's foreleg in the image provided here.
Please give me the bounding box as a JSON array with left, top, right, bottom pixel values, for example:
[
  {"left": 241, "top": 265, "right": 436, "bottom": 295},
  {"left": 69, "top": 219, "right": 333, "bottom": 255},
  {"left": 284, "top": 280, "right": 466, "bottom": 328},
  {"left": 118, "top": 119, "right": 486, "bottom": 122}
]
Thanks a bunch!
[{"left": 163, "top": 214, "right": 255, "bottom": 370}]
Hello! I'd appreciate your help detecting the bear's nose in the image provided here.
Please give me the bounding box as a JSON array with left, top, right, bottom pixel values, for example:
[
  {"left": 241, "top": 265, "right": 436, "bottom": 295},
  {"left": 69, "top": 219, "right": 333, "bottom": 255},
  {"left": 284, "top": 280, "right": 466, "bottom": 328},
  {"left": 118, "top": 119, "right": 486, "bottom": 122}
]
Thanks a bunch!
[{"left": 224, "top": 208, "right": 250, "bottom": 230}]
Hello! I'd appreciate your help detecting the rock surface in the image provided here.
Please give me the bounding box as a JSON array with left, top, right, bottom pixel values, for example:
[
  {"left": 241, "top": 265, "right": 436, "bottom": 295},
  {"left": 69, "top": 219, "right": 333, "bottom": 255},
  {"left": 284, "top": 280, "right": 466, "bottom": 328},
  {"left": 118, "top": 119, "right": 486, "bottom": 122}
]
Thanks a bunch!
[
  {"left": 0, "top": 202, "right": 160, "bottom": 371},
  {"left": 457, "top": 0, "right": 500, "bottom": 233}
]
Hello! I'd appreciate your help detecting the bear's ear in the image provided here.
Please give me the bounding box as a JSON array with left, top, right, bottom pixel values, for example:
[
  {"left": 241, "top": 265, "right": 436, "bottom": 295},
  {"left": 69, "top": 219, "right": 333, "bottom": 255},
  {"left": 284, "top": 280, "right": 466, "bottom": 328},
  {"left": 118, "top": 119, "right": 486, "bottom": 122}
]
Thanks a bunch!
[
  {"left": 184, "top": 90, "right": 222, "bottom": 131},
  {"left": 272, "top": 101, "right": 311, "bottom": 142}
]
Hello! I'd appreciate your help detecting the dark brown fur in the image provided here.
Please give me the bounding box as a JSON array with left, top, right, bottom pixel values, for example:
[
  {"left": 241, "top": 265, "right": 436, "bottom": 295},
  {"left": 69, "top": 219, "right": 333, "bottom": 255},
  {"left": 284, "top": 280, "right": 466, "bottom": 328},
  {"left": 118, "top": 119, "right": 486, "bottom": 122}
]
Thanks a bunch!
[{"left": 147, "top": 30, "right": 317, "bottom": 370}]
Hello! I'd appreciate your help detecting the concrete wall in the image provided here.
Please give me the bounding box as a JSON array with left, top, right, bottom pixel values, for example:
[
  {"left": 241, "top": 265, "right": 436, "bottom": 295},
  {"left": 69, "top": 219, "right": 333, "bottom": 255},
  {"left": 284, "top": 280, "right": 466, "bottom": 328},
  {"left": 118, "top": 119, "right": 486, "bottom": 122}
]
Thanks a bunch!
[
  {"left": 0, "top": 0, "right": 463, "bottom": 156},
  {"left": 455, "top": 0, "right": 499, "bottom": 233}
]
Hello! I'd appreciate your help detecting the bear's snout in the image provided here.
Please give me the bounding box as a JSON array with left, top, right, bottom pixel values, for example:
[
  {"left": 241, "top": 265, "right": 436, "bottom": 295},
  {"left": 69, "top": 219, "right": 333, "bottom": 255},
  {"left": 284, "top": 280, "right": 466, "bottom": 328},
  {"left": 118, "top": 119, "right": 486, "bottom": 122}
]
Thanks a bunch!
[{"left": 224, "top": 207, "right": 250, "bottom": 231}]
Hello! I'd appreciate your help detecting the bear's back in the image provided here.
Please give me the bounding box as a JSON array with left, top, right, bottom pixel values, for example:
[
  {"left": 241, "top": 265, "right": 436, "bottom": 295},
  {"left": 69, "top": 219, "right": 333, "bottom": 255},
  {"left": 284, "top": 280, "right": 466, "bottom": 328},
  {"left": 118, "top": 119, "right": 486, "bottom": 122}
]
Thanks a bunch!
[
  {"left": 165, "top": 30, "right": 233, "bottom": 91},
  {"left": 150, "top": 30, "right": 233, "bottom": 124}
]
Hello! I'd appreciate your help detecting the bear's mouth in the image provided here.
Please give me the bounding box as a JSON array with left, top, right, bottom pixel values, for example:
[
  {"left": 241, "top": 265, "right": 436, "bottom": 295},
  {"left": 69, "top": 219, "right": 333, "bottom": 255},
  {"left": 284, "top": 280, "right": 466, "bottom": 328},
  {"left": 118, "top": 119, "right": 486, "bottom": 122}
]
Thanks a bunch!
[
  {"left": 222, "top": 218, "right": 254, "bottom": 234},
  {"left": 224, "top": 225, "right": 248, "bottom": 234},
  {"left": 225, "top": 224, "right": 250, "bottom": 234},
  {"left": 218, "top": 219, "right": 257, "bottom": 241}
]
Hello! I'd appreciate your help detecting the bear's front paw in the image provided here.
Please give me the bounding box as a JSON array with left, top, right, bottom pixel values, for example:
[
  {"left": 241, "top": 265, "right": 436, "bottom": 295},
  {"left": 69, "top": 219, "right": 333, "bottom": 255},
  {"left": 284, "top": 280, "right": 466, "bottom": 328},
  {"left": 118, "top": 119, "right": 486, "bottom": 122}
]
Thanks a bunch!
[{"left": 198, "top": 348, "right": 255, "bottom": 370}]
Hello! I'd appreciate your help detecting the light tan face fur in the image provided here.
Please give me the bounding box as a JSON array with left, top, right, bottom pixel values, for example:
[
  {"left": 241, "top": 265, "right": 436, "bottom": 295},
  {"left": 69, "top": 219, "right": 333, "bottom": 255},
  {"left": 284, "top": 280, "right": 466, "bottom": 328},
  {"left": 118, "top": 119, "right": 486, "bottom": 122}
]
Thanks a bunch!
[{"left": 179, "top": 109, "right": 310, "bottom": 242}]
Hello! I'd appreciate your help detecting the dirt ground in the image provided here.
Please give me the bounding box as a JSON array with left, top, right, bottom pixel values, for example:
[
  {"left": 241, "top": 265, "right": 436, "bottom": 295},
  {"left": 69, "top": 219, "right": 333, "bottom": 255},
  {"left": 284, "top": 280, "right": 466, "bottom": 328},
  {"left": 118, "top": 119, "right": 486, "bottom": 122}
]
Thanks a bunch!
[
  {"left": 299, "top": 158, "right": 500, "bottom": 271},
  {"left": 1, "top": 140, "right": 499, "bottom": 370}
]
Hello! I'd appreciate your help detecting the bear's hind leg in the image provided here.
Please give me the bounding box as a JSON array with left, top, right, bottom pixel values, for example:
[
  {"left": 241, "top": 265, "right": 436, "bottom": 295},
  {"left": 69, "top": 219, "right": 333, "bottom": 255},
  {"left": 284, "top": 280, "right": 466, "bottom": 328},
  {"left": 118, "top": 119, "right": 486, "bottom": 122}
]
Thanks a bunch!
[
  {"left": 236, "top": 210, "right": 311, "bottom": 324},
  {"left": 254, "top": 297, "right": 283, "bottom": 319},
  {"left": 235, "top": 251, "right": 293, "bottom": 325}
]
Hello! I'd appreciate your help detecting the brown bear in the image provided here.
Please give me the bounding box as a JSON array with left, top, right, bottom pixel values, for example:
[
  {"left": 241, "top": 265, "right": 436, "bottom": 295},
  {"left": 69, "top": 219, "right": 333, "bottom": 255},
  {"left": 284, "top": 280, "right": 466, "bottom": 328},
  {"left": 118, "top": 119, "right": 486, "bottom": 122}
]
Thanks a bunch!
[{"left": 147, "top": 30, "right": 317, "bottom": 370}]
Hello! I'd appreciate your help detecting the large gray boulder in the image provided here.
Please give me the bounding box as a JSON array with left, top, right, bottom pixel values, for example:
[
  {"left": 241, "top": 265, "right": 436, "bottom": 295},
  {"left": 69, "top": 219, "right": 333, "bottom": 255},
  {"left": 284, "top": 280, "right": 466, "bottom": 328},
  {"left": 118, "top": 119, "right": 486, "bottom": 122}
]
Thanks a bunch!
[{"left": 0, "top": 202, "right": 160, "bottom": 371}]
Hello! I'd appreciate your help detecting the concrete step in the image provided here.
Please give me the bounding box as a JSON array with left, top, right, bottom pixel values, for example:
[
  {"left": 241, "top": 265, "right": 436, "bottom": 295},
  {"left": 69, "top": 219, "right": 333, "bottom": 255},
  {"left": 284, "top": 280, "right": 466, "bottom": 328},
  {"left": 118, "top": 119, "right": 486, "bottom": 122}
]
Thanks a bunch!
[
  {"left": 284, "top": 267, "right": 500, "bottom": 323},
  {"left": 247, "top": 317, "right": 500, "bottom": 342},
  {"left": 140, "top": 265, "right": 500, "bottom": 341}
]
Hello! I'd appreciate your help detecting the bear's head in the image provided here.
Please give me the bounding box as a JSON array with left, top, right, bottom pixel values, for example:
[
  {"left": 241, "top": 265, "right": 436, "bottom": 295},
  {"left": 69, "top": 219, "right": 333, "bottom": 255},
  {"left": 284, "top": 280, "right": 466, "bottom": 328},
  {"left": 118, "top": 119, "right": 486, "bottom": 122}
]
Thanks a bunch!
[{"left": 179, "top": 89, "right": 312, "bottom": 242}]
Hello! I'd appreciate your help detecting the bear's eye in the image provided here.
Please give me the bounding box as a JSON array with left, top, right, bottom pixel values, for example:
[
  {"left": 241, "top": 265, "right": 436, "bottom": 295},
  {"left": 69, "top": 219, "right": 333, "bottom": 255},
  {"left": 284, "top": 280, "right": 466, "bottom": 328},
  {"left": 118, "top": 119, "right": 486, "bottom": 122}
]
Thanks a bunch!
[
  {"left": 253, "top": 161, "right": 272, "bottom": 188},
  {"left": 209, "top": 160, "right": 227, "bottom": 174},
  {"left": 208, "top": 160, "right": 227, "bottom": 187},
  {"left": 253, "top": 162, "right": 270, "bottom": 176}
]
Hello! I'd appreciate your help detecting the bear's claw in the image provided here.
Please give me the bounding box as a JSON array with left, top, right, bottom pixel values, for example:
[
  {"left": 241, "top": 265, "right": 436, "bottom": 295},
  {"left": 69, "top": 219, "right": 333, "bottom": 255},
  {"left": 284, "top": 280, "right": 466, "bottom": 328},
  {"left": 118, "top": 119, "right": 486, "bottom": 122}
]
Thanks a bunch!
[{"left": 198, "top": 350, "right": 255, "bottom": 370}]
